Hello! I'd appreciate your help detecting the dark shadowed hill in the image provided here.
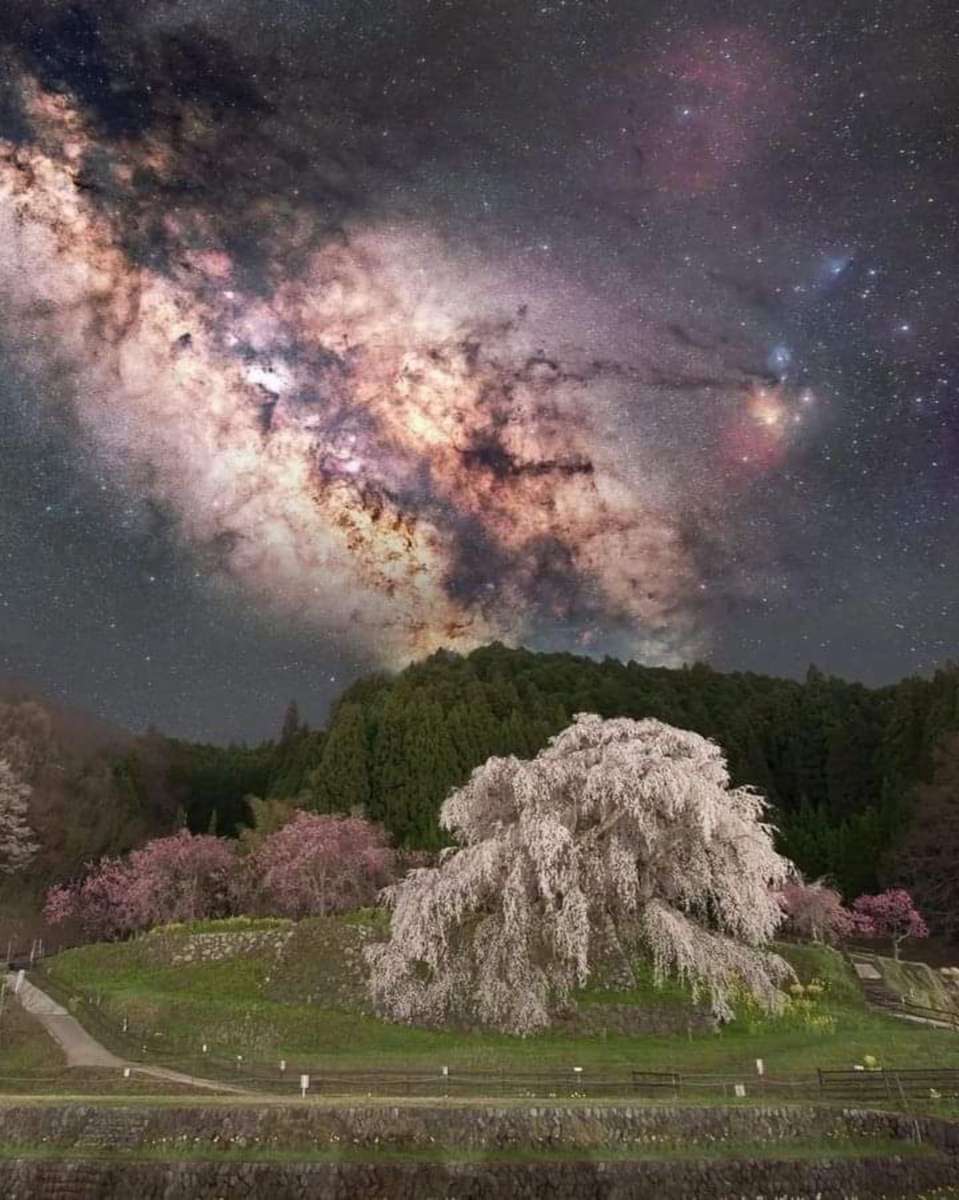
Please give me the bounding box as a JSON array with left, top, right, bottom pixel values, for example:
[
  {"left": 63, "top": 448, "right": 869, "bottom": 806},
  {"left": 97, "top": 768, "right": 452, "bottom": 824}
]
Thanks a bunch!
[{"left": 0, "top": 680, "right": 179, "bottom": 882}]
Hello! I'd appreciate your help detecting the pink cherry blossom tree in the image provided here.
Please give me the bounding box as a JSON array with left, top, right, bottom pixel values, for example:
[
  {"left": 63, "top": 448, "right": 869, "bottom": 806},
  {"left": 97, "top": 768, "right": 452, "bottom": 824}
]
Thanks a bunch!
[
  {"left": 45, "top": 831, "right": 237, "bottom": 940},
  {"left": 44, "top": 857, "right": 143, "bottom": 941},
  {"left": 245, "top": 812, "right": 394, "bottom": 918},
  {"left": 776, "top": 881, "right": 855, "bottom": 945},
  {"left": 0, "top": 757, "right": 38, "bottom": 875},
  {"left": 366, "top": 714, "right": 794, "bottom": 1036},
  {"left": 851, "top": 889, "right": 929, "bottom": 960}
]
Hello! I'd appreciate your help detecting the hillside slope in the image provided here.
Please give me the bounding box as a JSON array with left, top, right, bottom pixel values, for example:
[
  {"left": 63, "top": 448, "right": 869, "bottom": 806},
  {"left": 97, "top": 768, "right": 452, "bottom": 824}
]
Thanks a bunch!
[{"left": 40, "top": 918, "right": 959, "bottom": 1078}]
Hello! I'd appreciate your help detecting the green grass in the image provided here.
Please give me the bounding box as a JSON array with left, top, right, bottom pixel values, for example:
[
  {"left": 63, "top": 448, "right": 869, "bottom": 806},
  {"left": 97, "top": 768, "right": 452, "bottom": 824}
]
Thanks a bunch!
[
  {"left": 36, "top": 920, "right": 959, "bottom": 1078},
  {"left": 0, "top": 1136, "right": 937, "bottom": 1165},
  {"left": 0, "top": 995, "right": 64, "bottom": 1076}
]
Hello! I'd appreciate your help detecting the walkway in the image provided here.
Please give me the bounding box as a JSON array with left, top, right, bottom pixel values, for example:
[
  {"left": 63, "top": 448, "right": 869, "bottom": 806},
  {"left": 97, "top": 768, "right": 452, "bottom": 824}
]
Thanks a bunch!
[
  {"left": 5, "top": 973, "right": 124, "bottom": 1069},
  {"left": 4, "top": 973, "right": 253, "bottom": 1093}
]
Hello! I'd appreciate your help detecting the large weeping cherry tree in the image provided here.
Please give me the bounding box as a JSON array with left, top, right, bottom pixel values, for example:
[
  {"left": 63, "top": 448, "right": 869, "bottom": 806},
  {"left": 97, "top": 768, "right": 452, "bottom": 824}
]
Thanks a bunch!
[{"left": 366, "top": 715, "right": 794, "bottom": 1035}]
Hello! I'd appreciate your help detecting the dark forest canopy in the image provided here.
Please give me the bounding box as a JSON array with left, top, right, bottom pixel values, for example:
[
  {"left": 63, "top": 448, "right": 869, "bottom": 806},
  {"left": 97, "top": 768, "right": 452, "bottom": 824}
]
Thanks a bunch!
[{"left": 171, "top": 645, "right": 959, "bottom": 904}]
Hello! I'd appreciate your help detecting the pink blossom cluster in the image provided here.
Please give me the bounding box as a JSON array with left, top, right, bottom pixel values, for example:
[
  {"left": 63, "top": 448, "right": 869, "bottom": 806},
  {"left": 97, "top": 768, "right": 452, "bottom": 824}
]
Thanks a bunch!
[
  {"left": 45, "top": 814, "right": 395, "bottom": 939},
  {"left": 775, "top": 882, "right": 928, "bottom": 960},
  {"left": 851, "top": 888, "right": 929, "bottom": 957},
  {"left": 44, "top": 831, "right": 236, "bottom": 940},
  {"left": 241, "top": 812, "right": 394, "bottom": 919},
  {"left": 775, "top": 882, "right": 855, "bottom": 945}
]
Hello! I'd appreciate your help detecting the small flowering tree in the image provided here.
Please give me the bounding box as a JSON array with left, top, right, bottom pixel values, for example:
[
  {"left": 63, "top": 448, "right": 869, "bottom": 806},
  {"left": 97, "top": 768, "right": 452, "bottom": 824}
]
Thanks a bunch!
[
  {"left": 852, "top": 889, "right": 929, "bottom": 960},
  {"left": 45, "top": 831, "right": 237, "bottom": 940},
  {"left": 776, "top": 881, "right": 855, "bottom": 945},
  {"left": 366, "top": 714, "right": 794, "bottom": 1035},
  {"left": 0, "top": 758, "right": 38, "bottom": 875},
  {"left": 45, "top": 858, "right": 144, "bottom": 941},
  {"left": 245, "top": 812, "right": 394, "bottom": 918}
]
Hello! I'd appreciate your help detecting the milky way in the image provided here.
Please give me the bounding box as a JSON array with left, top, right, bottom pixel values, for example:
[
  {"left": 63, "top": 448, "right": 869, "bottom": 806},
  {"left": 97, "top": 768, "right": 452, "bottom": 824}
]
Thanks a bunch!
[{"left": 0, "top": 0, "right": 956, "bottom": 737}]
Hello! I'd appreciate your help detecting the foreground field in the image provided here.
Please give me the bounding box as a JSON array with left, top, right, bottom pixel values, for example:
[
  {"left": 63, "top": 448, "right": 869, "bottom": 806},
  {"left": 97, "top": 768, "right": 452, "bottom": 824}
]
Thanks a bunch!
[{"left": 31, "top": 917, "right": 959, "bottom": 1082}]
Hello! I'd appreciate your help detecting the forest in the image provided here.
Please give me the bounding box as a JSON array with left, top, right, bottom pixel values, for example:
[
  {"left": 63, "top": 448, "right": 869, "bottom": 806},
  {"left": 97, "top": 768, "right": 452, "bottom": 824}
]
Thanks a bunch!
[{"left": 169, "top": 645, "right": 959, "bottom": 926}]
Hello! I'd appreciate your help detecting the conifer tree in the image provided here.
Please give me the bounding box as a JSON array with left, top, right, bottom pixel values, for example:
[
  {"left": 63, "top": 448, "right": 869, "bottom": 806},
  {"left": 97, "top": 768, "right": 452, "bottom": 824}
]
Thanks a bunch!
[{"left": 310, "top": 703, "right": 370, "bottom": 815}]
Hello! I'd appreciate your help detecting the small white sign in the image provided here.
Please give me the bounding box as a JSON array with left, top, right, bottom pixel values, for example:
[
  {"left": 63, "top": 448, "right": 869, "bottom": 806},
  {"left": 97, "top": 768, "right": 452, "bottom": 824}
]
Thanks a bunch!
[
  {"left": 734, "top": 1083, "right": 746, "bottom": 1098},
  {"left": 441, "top": 1066, "right": 449, "bottom": 1077},
  {"left": 280, "top": 1060, "right": 287, "bottom": 1072},
  {"left": 300, "top": 1073, "right": 310, "bottom": 1097},
  {"left": 755, "top": 1058, "right": 765, "bottom": 1076}
]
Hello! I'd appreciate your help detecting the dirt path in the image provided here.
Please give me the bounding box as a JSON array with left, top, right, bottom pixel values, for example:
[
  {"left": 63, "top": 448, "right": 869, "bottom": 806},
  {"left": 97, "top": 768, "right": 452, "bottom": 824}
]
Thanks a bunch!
[{"left": 5, "top": 973, "right": 254, "bottom": 1093}]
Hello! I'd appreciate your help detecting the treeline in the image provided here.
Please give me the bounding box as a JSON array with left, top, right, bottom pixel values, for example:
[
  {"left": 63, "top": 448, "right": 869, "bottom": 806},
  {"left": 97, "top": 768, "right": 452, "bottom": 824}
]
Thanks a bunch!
[{"left": 172, "top": 645, "right": 959, "bottom": 900}]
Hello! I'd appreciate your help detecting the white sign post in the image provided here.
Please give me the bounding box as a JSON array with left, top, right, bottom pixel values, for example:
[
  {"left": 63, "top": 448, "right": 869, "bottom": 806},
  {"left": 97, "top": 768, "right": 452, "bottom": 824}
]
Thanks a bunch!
[
  {"left": 755, "top": 1058, "right": 765, "bottom": 1076},
  {"left": 300, "top": 1073, "right": 310, "bottom": 1099}
]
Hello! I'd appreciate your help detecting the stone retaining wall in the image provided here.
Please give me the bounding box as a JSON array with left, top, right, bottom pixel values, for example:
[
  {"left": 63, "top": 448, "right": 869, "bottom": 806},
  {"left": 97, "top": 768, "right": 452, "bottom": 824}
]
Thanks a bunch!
[
  {"left": 0, "top": 1154, "right": 956, "bottom": 1200},
  {"left": 1, "top": 1102, "right": 957, "bottom": 1154},
  {"left": 141, "top": 929, "right": 292, "bottom": 968}
]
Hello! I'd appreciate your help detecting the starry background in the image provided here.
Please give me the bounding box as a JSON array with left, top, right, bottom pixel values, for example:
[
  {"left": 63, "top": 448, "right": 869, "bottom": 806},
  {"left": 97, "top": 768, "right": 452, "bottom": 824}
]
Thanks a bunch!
[{"left": 0, "top": 0, "right": 956, "bottom": 741}]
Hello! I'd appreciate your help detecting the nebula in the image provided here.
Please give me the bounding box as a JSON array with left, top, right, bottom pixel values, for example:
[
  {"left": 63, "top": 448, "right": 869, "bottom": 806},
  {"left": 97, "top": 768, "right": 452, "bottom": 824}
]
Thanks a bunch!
[
  {"left": 0, "top": 0, "right": 952, "bottom": 737},
  {"left": 0, "top": 65, "right": 710, "bottom": 666}
]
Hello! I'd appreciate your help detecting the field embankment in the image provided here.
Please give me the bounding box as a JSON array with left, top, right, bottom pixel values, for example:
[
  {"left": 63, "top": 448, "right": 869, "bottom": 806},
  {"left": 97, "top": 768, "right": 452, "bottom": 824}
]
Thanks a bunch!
[{"left": 0, "top": 1101, "right": 956, "bottom": 1199}]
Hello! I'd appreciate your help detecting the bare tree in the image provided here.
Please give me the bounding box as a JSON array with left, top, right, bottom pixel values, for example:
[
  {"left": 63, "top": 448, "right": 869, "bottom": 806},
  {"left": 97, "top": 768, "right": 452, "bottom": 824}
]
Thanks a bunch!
[
  {"left": 366, "top": 714, "right": 793, "bottom": 1035},
  {"left": 0, "top": 758, "right": 38, "bottom": 876}
]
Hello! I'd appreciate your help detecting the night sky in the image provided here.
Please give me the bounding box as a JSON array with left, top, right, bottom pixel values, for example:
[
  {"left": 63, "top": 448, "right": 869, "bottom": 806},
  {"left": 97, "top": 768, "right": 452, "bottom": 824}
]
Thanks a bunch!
[{"left": 0, "top": 0, "right": 956, "bottom": 741}]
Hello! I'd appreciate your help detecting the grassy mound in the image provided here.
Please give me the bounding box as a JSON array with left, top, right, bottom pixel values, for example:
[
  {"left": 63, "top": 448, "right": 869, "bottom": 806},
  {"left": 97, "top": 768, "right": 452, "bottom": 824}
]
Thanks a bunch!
[{"left": 36, "top": 919, "right": 959, "bottom": 1077}]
